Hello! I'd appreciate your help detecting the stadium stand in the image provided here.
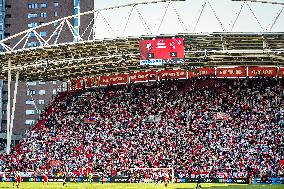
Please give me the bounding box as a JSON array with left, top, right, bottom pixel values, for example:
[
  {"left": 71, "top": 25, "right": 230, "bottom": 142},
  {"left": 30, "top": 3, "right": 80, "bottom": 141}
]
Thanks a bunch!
[{"left": 0, "top": 76, "right": 283, "bottom": 179}]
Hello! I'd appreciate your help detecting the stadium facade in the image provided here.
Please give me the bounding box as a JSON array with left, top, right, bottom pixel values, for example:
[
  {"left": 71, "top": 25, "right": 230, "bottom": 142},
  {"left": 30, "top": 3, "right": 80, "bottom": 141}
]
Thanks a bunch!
[{"left": 0, "top": 0, "right": 94, "bottom": 151}]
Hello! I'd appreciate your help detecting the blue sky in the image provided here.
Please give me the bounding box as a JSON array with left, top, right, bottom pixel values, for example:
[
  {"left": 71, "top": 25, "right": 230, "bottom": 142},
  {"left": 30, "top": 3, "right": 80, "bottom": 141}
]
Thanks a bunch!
[{"left": 89, "top": 0, "right": 284, "bottom": 38}]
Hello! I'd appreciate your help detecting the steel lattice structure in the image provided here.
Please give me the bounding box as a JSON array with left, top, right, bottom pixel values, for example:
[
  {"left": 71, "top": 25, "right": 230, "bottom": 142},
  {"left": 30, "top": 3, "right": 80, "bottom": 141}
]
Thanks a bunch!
[{"left": 0, "top": 0, "right": 283, "bottom": 81}]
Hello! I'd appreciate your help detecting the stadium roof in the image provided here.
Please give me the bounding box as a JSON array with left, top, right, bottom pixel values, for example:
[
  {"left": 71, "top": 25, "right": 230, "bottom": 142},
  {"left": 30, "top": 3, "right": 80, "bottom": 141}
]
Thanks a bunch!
[{"left": 0, "top": 0, "right": 284, "bottom": 81}]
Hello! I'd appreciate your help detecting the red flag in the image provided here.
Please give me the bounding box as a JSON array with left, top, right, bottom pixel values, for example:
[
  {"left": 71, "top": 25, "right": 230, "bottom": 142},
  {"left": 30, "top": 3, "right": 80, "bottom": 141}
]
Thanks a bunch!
[
  {"left": 280, "top": 160, "right": 284, "bottom": 169},
  {"left": 84, "top": 117, "right": 97, "bottom": 123},
  {"left": 214, "top": 112, "right": 229, "bottom": 121}
]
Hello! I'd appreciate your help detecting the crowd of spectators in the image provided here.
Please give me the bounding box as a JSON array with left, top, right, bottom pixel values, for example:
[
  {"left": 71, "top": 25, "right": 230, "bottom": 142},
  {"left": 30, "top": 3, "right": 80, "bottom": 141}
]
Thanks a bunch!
[{"left": 0, "top": 76, "right": 283, "bottom": 179}]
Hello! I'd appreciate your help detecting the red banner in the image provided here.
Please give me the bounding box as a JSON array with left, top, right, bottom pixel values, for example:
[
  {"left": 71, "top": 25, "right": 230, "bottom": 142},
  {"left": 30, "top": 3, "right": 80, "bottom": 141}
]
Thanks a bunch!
[
  {"left": 217, "top": 67, "right": 246, "bottom": 78},
  {"left": 99, "top": 74, "right": 128, "bottom": 86},
  {"left": 70, "top": 67, "right": 283, "bottom": 90},
  {"left": 189, "top": 67, "right": 215, "bottom": 77},
  {"left": 85, "top": 77, "right": 98, "bottom": 88},
  {"left": 248, "top": 67, "right": 277, "bottom": 77},
  {"left": 158, "top": 69, "right": 187, "bottom": 80},
  {"left": 76, "top": 79, "right": 83, "bottom": 90},
  {"left": 129, "top": 71, "right": 157, "bottom": 83},
  {"left": 279, "top": 68, "right": 284, "bottom": 78}
]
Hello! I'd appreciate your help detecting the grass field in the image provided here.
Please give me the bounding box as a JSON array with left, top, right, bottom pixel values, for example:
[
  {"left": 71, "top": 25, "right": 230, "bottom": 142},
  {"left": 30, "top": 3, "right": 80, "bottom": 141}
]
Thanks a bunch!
[{"left": 0, "top": 183, "right": 283, "bottom": 189}]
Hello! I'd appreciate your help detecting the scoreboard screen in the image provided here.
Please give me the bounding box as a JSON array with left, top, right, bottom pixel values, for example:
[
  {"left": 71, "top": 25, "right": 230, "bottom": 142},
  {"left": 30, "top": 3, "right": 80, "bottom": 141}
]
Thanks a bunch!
[{"left": 139, "top": 38, "right": 184, "bottom": 65}]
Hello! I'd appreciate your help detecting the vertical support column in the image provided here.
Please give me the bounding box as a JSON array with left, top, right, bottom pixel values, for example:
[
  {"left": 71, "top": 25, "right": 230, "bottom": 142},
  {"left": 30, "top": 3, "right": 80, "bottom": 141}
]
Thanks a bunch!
[
  {"left": 9, "top": 70, "right": 19, "bottom": 146},
  {"left": 92, "top": 0, "right": 99, "bottom": 41},
  {"left": 6, "top": 59, "right": 11, "bottom": 154},
  {"left": 0, "top": 80, "right": 3, "bottom": 131},
  {"left": 93, "top": 0, "right": 95, "bottom": 40},
  {"left": 74, "top": 0, "right": 80, "bottom": 42}
]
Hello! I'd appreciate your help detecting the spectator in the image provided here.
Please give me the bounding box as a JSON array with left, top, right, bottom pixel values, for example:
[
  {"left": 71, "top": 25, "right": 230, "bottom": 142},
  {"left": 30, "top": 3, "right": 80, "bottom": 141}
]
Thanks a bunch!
[{"left": 0, "top": 76, "right": 283, "bottom": 178}]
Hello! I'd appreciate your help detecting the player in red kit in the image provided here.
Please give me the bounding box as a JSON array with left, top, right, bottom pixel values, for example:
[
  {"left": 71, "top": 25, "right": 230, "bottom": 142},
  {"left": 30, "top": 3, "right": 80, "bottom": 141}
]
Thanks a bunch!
[
  {"left": 145, "top": 173, "right": 150, "bottom": 183},
  {"left": 43, "top": 173, "right": 48, "bottom": 186},
  {"left": 164, "top": 173, "right": 169, "bottom": 187},
  {"left": 13, "top": 172, "right": 21, "bottom": 188}
]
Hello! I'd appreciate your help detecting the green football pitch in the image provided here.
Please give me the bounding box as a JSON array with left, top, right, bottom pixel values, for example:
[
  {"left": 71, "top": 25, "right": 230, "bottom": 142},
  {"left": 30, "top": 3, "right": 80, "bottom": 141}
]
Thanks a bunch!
[{"left": 0, "top": 183, "right": 283, "bottom": 189}]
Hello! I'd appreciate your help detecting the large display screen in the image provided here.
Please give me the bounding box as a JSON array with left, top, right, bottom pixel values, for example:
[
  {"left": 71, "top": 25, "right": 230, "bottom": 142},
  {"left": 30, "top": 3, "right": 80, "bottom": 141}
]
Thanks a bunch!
[{"left": 139, "top": 38, "right": 184, "bottom": 65}]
